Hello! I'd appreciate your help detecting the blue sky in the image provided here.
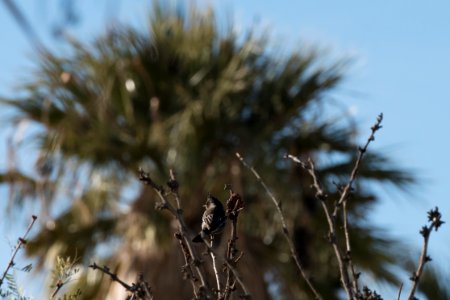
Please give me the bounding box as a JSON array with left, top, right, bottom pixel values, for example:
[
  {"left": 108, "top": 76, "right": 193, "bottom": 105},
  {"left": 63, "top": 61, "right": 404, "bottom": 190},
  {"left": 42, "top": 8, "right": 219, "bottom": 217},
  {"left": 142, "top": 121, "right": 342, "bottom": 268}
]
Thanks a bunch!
[{"left": 0, "top": 0, "right": 449, "bottom": 298}]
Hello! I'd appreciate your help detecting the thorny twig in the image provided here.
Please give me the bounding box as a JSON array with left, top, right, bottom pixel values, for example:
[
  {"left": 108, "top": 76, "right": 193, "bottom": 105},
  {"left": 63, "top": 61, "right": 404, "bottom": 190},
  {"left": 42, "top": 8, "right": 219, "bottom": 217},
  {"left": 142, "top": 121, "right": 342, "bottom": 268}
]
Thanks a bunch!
[
  {"left": 89, "top": 263, "right": 153, "bottom": 299},
  {"left": 0, "top": 215, "right": 37, "bottom": 288},
  {"left": 406, "top": 207, "right": 444, "bottom": 300},
  {"left": 236, "top": 153, "right": 323, "bottom": 300},
  {"left": 138, "top": 168, "right": 211, "bottom": 298}
]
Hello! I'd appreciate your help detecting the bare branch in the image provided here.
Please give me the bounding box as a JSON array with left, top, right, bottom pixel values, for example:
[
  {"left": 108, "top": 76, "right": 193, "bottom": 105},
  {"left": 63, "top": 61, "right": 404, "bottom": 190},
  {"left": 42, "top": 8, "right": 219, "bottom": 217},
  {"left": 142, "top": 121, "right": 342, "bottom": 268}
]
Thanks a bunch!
[
  {"left": 397, "top": 283, "right": 403, "bottom": 300},
  {"left": 223, "top": 188, "right": 245, "bottom": 300},
  {"left": 138, "top": 168, "right": 211, "bottom": 297},
  {"left": 174, "top": 232, "right": 199, "bottom": 298},
  {"left": 286, "top": 113, "right": 384, "bottom": 299},
  {"left": 336, "top": 113, "right": 383, "bottom": 208},
  {"left": 407, "top": 207, "right": 444, "bottom": 300},
  {"left": 296, "top": 156, "right": 353, "bottom": 299},
  {"left": 236, "top": 153, "right": 323, "bottom": 300},
  {"left": 168, "top": 169, "right": 181, "bottom": 210},
  {"left": 0, "top": 215, "right": 37, "bottom": 288},
  {"left": 89, "top": 262, "right": 133, "bottom": 291},
  {"left": 342, "top": 113, "right": 383, "bottom": 296},
  {"left": 210, "top": 239, "right": 222, "bottom": 298},
  {"left": 201, "top": 239, "right": 251, "bottom": 299},
  {"left": 89, "top": 263, "right": 153, "bottom": 299}
]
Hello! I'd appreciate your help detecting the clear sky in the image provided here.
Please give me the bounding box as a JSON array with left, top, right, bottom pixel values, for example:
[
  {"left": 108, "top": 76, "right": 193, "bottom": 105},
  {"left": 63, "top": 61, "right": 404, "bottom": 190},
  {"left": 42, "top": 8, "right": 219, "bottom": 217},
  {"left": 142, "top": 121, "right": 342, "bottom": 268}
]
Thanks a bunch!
[{"left": 0, "top": 0, "right": 449, "bottom": 298}]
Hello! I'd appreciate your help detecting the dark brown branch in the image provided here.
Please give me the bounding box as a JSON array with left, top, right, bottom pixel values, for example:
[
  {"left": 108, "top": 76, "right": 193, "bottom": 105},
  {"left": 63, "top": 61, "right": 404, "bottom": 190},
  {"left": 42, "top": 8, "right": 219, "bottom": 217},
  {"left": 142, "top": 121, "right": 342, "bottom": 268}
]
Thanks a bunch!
[
  {"left": 139, "top": 169, "right": 252, "bottom": 298},
  {"left": 342, "top": 199, "right": 360, "bottom": 296},
  {"left": 338, "top": 113, "right": 383, "bottom": 296},
  {"left": 236, "top": 153, "right": 323, "bottom": 300},
  {"left": 223, "top": 218, "right": 238, "bottom": 300},
  {"left": 397, "top": 283, "right": 403, "bottom": 300},
  {"left": 0, "top": 215, "right": 37, "bottom": 288},
  {"left": 138, "top": 168, "right": 211, "bottom": 298},
  {"left": 168, "top": 169, "right": 181, "bottom": 210},
  {"left": 223, "top": 189, "right": 245, "bottom": 300},
  {"left": 174, "top": 232, "right": 199, "bottom": 298},
  {"left": 335, "top": 113, "right": 383, "bottom": 208},
  {"left": 198, "top": 188, "right": 250, "bottom": 299},
  {"left": 202, "top": 239, "right": 251, "bottom": 299},
  {"left": 286, "top": 113, "right": 384, "bottom": 299},
  {"left": 287, "top": 155, "right": 353, "bottom": 299},
  {"left": 89, "top": 263, "right": 153, "bottom": 299},
  {"left": 168, "top": 169, "right": 200, "bottom": 298},
  {"left": 89, "top": 262, "right": 133, "bottom": 291},
  {"left": 51, "top": 281, "right": 64, "bottom": 299},
  {"left": 407, "top": 207, "right": 444, "bottom": 300}
]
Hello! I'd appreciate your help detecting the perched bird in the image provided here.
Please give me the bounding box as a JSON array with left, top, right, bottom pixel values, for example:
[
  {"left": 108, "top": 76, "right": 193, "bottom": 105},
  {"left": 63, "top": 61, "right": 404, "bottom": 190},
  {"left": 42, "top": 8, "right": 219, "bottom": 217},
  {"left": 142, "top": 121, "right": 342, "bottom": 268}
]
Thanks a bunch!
[{"left": 192, "top": 194, "right": 226, "bottom": 243}]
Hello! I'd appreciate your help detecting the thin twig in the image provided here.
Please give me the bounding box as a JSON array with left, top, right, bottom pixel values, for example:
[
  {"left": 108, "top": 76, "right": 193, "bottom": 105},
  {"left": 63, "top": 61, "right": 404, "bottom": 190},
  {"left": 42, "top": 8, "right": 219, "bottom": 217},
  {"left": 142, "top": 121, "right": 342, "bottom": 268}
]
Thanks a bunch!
[
  {"left": 342, "top": 199, "right": 360, "bottom": 295},
  {"left": 89, "top": 263, "right": 153, "bottom": 299},
  {"left": 0, "top": 215, "right": 37, "bottom": 288},
  {"left": 168, "top": 169, "right": 181, "bottom": 210},
  {"left": 174, "top": 232, "right": 198, "bottom": 299},
  {"left": 223, "top": 217, "right": 238, "bottom": 300},
  {"left": 236, "top": 153, "right": 323, "bottom": 300},
  {"left": 210, "top": 239, "right": 222, "bottom": 298},
  {"left": 202, "top": 240, "right": 251, "bottom": 299},
  {"left": 138, "top": 169, "right": 211, "bottom": 298},
  {"left": 406, "top": 207, "right": 444, "bottom": 300},
  {"left": 397, "top": 283, "right": 403, "bottom": 300},
  {"left": 89, "top": 262, "right": 133, "bottom": 291},
  {"left": 285, "top": 155, "right": 354, "bottom": 298},
  {"left": 339, "top": 113, "right": 383, "bottom": 296},
  {"left": 223, "top": 188, "right": 244, "bottom": 300},
  {"left": 335, "top": 113, "right": 383, "bottom": 209},
  {"left": 51, "top": 281, "right": 64, "bottom": 299},
  {"left": 168, "top": 169, "right": 199, "bottom": 298},
  {"left": 286, "top": 113, "right": 384, "bottom": 299},
  {"left": 286, "top": 156, "right": 359, "bottom": 299}
]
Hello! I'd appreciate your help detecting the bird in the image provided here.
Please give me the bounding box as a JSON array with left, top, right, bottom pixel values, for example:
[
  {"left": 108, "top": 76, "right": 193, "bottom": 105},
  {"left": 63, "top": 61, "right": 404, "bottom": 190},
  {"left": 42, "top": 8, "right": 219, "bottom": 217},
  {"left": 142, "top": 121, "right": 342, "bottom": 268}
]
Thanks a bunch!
[{"left": 192, "top": 194, "right": 226, "bottom": 243}]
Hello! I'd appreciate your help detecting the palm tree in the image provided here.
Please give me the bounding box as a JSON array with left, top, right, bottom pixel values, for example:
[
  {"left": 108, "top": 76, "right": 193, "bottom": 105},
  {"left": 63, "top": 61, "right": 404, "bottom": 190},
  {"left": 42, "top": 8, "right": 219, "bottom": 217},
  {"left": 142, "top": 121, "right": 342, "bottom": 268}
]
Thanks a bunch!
[{"left": 0, "top": 2, "right": 418, "bottom": 299}]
